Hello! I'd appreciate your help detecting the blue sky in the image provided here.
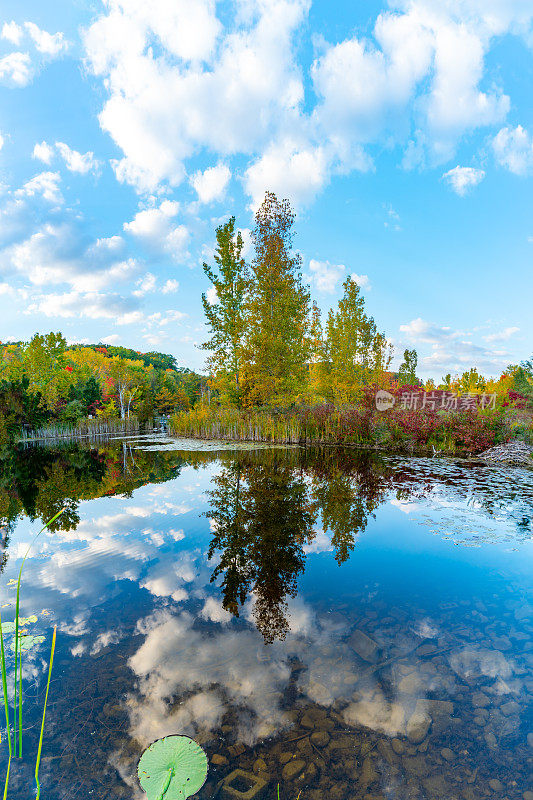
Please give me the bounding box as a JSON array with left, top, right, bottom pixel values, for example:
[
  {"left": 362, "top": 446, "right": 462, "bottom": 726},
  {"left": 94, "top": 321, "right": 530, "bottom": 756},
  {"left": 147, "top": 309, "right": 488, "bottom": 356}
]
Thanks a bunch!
[{"left": 0, "top": 0, "right": 531, "bottom": 379}]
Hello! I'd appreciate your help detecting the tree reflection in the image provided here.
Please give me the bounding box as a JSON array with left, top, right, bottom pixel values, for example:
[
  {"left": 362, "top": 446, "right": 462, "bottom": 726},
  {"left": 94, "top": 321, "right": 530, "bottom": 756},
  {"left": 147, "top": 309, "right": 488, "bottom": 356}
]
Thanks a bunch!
[
  {"left": 207, "top": 455, "right": 316, "bottom": 642},
  {"left": 308, "top": 449, "right": 394, "bottom": 564},
  {"left": 205, "top": 449, "right": 397, "bottom": 642},
  {"left": 0, "top": 441, "right": 190, "bottom": 571}
]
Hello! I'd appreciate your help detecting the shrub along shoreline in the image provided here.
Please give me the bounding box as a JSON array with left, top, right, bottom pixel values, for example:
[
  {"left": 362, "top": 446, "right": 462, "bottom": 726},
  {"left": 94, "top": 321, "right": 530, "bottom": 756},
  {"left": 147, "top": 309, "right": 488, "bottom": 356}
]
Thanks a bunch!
[{"left": 168, "top": 405, "right": 523, "bottom": 456}]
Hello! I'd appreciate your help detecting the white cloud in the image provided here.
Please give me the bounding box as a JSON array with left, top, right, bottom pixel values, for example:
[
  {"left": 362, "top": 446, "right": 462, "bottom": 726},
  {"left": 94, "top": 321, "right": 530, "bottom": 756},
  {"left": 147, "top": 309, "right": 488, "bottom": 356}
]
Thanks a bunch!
[
  {"left": 191, "top": 163, "right": 231, "bottom": 203},
  {"left": 26, "top": 290, "right": 141, "bottom": 324},
  {"left": 124, "top": 200, "right": 189, "bottom": 260},
  {"left": 1, "top": 22, "right": 23, "bottom": 45},
  {"left": 399, "top": 317, "right": 515, "bottom": 377},
  {"left": 492, "top": 125, "right": 533, "bottom": 175},
  {"left": 0, "top": 52, "right": 32, "bottom": 87},
  {"left": 200, "top": 597, "right": 232, "bottom": 624},
  {"left": 400, "top": 317, "right": 457, "bottom": 344},
  {"left": 308, "top": 259, "right": 344, "bottom": 293},
  {"left": 0, "top": 23, "right": 68, "bottom": 87},
  {"left": 442, "top": 165, "right": 485, "bottom": 195},
  {"left": 0, "top": 133, "right": 4, "bottom": 152},
  {"left": 1, "top": 210, "right": 139, "bottom": 294},
  {"left": 32, "top": 141, "right": 54, "bottom": 164},
  {"left": 205, "top": 285, "right": 218, "bottom": 305},
  {"left": 102, "top": 334, "right": 120, "bottom": 344},
  {"left": 56, "top": 142, "right": 100, "bottom": 174},
  {"left": 244, "top": 139, "right": 332, "bottom": 209},
  {"left": 15, "top": 172, "right": 62, "bottom": 204},
  {"left": 162, "top": 279, "right": 179, "bottom": 294},
  {"left": 351, "top": 272, "right": 371, "bottom": 290},
  {"left": 82, "top": 0, "right": 532, "bottom": 205},
  {"left": 23, "top": 22, "right": 68, "bottom": 56},
  {"left": 483, "top": 326, "right": 519, "bottom": 343},
  {"left": 83, "top": 0, "right": 310, "bottom": 194},
  {"left": 133, "top": 272, "right": 157, "bottom": 297}
]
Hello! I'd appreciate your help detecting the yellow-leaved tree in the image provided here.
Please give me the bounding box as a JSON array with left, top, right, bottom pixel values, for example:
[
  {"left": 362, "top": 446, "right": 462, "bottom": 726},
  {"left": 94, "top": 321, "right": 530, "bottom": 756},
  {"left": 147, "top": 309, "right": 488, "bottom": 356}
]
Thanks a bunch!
[
  {"left": 321, "top": 277, "right": 392, "bottom": 404},
  {"left": 241, "top": 192, "right": 311, "bottom": 406}
]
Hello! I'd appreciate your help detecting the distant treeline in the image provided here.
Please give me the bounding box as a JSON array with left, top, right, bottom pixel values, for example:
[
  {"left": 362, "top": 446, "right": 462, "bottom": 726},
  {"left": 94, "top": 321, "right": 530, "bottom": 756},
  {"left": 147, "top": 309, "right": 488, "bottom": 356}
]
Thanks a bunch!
[{"left": 0, "top": 333, "right": 205, "bottom": 442}]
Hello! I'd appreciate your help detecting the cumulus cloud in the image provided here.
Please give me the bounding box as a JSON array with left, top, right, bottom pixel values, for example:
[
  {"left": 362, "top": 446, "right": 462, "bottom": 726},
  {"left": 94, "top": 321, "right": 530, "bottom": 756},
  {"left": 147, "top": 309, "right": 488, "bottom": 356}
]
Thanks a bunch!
[
  {"left": 80, "top": 0, "right": 532, "bottom": 204},
  {"left": 0, "top": 52, "right": 33, "bottom": 87},
  {"left": 124, "top": 200, "right": 189, "bottom": 260},
  {"left": 191, "top": 163, "right": 231, "bottom": 203},
  {"left": 308, "top": 259, "right": 345, "bottom": 293},
  {"left": 5, "top": 222, "right": 138, "bottom": 291},
  {"left": 32, "top": 141, "right": 54, "bottom": 164},
  {"left": 84, "top": 0, "right": 309, "bottom": 194},
  {"left": 161, "top": 279, "right": 179, "bottom": 294},
  {"left": 0, "top": 22, "right": 69, "bottom": 87},
  {"left": 399, "top": 317, "right": 515, "bottom": 376},
  {"left": 133, "top": 272, "right": 157, "bottom": 297},
  {"left": 15, "top": 172, "right": 63, "bottom": 204},
  {"left": 442, "top": 165, "right": 485, "bottom": 195},
  {"left": 26, "top": 290, "right": 142, "bottom": 324},
  {"left": 1, "top": 22, "right": 23, "bottom": 45},
  {"left": 56, "top": 142, "right": 100, "bottom": 174},
  {"left": 492, "top": 125, "right": 533, "bottom": 175}
]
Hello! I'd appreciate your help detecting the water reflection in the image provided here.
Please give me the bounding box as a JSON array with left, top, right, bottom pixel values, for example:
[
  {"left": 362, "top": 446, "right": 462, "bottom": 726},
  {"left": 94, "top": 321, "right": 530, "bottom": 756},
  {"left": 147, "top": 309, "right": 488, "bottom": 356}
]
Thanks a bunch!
[{"left": 0, "top": 438, "right": 531, "bottom": 800}]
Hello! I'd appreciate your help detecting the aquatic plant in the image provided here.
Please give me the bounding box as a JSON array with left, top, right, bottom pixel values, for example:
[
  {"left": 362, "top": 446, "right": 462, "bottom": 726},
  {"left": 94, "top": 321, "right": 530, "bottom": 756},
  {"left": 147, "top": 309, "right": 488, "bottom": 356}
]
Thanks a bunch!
[
  {"left": 169, "top": 404, "right": 509, "bottom": 454},
  {"left": 0, "top": 507, "right": 64, "bottom": 799},
  {"left": 137, "top": 735, "right": 208, "bottom": 800}
]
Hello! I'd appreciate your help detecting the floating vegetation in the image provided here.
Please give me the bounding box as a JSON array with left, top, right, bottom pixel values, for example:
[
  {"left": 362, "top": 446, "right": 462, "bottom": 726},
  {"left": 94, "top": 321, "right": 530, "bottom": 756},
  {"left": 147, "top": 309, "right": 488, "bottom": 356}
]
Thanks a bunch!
[{"left": 137, "top": 736, "right": 208, "bottom": 800}]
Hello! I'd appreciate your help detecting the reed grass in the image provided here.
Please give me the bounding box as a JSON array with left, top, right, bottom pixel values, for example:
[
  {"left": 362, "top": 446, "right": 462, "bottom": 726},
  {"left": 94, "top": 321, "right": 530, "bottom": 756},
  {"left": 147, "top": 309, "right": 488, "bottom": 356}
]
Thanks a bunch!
[
  {"left": 0, "top": 507, "right": 65, "bottom": 798},
  {"left": 34, "top": 625, "right": 56, "bottom": 800},
  {"left": 18, "top": 416, "right": 142, "bottom": 443}
]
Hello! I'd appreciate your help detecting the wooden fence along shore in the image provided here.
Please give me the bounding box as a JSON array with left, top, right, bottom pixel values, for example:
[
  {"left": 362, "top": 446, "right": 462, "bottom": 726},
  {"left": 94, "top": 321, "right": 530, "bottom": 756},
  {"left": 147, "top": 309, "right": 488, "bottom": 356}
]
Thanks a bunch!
[{"left": 18, "top": 416, "right": 150, "bottom": 443}]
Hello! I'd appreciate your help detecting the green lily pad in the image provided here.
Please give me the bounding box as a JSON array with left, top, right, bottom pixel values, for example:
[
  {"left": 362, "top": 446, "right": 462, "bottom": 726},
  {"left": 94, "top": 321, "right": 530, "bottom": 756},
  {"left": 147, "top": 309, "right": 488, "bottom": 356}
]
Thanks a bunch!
[
  {"left": 1, "top": 622, "right": 16, "bottom": 634},
  {"left": 1, "top": 616, "right": 37, "bottom": 634},
  {"left": 137, "top": 735, "right": 208, "bottom": 800},
  {"left": 19, "top": 615, "right": 38, "bottom": 625},
  {"left": 10, "top": 634, "right": 45, "bottom": 653}
]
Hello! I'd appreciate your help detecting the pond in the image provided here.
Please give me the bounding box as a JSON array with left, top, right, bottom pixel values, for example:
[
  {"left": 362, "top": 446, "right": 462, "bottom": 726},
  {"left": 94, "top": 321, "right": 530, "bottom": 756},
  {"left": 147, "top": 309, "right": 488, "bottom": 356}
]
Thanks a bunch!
[{"left": 0, "top": 436, "right": 532, "bottom": 800}]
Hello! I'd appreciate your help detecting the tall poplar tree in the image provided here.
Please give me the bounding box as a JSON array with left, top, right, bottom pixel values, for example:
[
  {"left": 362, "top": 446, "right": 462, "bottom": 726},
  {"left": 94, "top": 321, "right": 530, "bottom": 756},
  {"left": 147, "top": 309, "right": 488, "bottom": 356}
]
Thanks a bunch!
[
  {"left": 323, "top": 276, "right": 391, "bottom": 404},
  {"left": 201, "top": 217, "right": 247, "bottom": 405},
  {"left": 397, "top": 348, "right": 418, "bottom": 385},
  {"left": 242, "top": 192, "right": 311, "bottom": 406}
]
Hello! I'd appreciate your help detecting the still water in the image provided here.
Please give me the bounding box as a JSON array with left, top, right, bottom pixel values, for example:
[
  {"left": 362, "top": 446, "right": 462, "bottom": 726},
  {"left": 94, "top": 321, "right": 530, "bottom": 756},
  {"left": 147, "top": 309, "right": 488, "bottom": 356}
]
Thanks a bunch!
[{"left": 0, "top": 436, "right": 532, "bottom": 800}]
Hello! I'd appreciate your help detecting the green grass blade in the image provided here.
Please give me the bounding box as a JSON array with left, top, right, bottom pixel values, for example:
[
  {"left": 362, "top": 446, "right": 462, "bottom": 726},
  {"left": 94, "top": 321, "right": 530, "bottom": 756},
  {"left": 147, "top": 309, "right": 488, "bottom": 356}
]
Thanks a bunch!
[
  {"left": 13, "top": 507, "right": 65, "bottom": 759},
  {"left": 2, "top": 757, "right": 11, "bottom": 800},
  {"left": 0, "top": 610, "right": 12, "bottom": 800},
  {"left": 18, "top": 648, "right": 22, "bottom": 758},
  {"left": 35, "top": 625, "right": 56, "bottom": 800}
]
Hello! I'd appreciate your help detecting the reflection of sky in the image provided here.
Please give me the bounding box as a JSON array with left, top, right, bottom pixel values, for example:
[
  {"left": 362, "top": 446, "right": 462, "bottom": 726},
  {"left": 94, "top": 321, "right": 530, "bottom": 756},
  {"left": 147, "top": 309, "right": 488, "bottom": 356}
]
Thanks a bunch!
[{"left": 0, "top": 445, "right": 532, "bottom": 797}]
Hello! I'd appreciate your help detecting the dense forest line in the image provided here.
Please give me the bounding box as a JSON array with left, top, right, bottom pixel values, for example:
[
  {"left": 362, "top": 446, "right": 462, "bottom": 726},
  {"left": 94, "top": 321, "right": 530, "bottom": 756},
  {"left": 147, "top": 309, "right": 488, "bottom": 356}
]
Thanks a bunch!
[{"left": 0, "top": 335, "right": 204, "bottom": 442}]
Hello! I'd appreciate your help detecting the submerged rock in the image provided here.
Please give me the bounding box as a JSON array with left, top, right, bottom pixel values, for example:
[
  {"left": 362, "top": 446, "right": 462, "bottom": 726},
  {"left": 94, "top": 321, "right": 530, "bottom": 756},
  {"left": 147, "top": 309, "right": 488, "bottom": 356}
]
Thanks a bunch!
[
  {"left": 348, "top": 629, "right": 380, "bottom": 663},
  {"left": 282, "top": 759, "right": 306, "bottom": 781},
  {"left": 406, "top": 701, "right": 431, "bottom": 744}
]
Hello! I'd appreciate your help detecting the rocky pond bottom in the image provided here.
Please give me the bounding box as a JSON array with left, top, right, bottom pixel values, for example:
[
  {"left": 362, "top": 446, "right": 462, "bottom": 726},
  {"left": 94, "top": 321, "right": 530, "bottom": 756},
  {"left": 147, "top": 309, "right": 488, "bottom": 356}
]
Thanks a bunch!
[{"left": 0, "top": 437, "right": 531, "bottom": 800}]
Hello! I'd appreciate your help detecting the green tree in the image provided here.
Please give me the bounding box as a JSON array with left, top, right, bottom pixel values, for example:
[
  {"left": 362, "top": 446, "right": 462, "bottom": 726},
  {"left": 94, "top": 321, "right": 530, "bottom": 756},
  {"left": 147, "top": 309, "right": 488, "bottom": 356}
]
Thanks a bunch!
[
  {"left": 22, "top": 332, "right": 71, "bottom": 406},
  {"left": 201, "top": 217, "right": 247, "bottom": 405},
  {"left": 456, "top": 367, "right": 486, "bottom": 394},
  {"left": 322, "top": 277, "right": 391, "bottom": 404},
  {"left": 0, "top": 377, "right": 49, "bottom": 445},
  {"left": 242, "top": 192, "right": 311, "bottom": 406},
  {"left": 398, "top": 348, "right": 418, "bottom": 386}
]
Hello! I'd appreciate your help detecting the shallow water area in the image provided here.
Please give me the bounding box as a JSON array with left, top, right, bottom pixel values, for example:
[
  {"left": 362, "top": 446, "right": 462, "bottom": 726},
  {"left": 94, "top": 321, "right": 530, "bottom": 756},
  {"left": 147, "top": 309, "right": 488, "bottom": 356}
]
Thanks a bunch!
[{"left": 0, "top": 435, "right": 532, "bottom": 800}]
